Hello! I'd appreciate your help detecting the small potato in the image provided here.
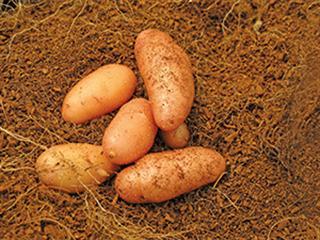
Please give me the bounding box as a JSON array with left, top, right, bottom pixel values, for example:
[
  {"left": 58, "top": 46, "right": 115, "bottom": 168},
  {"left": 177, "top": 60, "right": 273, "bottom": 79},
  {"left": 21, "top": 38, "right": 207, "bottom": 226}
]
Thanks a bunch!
[
  {"left": 102, "top": 98, "right": 158, "bottom": 165},
  {"left": 135, "top": 29, "right": 194, "bottom": 131},
  {"left": 36, "top": 143, "right": 119, "bottom": 193},
  {"left": 115, "top": 146, "right": 226, "bottom": 203},
  {"left": 62, "top": 64, "right": 137, "bottom": 124},
  {"left": 161, "top": 122, "right": 190, "bottom": 149}
]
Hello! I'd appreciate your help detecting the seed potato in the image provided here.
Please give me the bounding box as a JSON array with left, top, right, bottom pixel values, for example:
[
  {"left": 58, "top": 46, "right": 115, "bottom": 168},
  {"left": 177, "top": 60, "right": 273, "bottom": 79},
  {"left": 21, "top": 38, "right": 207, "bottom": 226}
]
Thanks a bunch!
[
  {"left": 36, "top": 143, "right": 119, "bottom": 193},
  {"left": 102, "top": 98, "right": 158, "bottom": 165},
  {"left": 115, "top": 146, "right": 226, "bottom": 203},
  {"left": 161, "top": 122, "right": 190, "bottom": 148},
  {"left": 62, "top": 64, "right": 137, "bottom": 124},
  {"left": 135, "top": 29, "right": 194, "bottom": 131}
]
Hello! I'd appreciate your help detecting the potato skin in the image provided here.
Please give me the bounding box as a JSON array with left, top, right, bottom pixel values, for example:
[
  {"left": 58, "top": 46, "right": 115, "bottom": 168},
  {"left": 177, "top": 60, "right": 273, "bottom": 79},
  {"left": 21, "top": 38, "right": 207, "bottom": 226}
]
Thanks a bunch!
[
  {"left": 102, "top": 98, "right": 158, "bottom": 165},
  {"left": 62, "top": 64, "right": 137, "bottom": 124},
  {"left": 36, "top": 143, "right": 119, "bottom": 193},
  {"left": 115, "top": 147, "right": 226, "bottom": 203},
  {"left": 161, "top": 122, "right": 190, "bottom": 149},
  {"left": 135, "top": 29, "right": 194, "bottom": 131}
]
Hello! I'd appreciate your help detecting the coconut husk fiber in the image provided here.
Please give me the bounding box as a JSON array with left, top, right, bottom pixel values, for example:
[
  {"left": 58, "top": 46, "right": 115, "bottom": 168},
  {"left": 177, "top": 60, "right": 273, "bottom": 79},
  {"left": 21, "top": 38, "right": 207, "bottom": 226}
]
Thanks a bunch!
[{"left": 0, "top": 0, "right": 320, "bottom": 239}]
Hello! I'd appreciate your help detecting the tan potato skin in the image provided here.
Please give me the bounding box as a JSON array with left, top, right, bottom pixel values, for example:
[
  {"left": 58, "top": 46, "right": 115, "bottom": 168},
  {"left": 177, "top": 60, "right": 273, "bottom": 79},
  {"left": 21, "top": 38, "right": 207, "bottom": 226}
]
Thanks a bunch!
[
  {"left": 36, "top": 143, "right": 119, "bottom": 193},
  {"left": 102, "top": 98, "right": 158, "bottom": 165},
  {"left": 115, "top": 147, "right": 226, "bottom": 203},
  {"left": 161, "top": 122, "right": 190, "bottom": 149},
  {"left": 62, "top": 64, "right": 137, "bottom": 124},
  {"left": 135, "top": 29, "right": 194, "bottom": 131}
]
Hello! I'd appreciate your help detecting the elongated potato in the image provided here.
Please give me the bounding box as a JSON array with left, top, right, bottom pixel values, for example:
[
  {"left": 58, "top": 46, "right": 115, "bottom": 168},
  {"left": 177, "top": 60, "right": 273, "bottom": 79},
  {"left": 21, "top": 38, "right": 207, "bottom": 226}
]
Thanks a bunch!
[
  {"left": 36, "top": 143, "right": 119, "bottom": 193},
  {"left": 102, "top": 98, "right": 158, "bottom": 165},
  {"left": 115, "top": 147, "right": 226, "bottom": 203},
  {"left": 161, "top": 122, "right": 190, "bottom": 149},
  {"left": 135, "top": 29, "right": 194, "bottom": 131},
  {"left": 62, "top": 64, "right": 137, "bottom": 124}
]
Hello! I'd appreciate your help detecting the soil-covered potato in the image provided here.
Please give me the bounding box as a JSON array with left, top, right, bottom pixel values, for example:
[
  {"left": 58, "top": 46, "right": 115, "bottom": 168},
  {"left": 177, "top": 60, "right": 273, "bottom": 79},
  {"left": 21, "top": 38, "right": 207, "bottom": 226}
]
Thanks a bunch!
[
  {"left": 115, "top": 146, "right": 226, "bottom": 203},
  {"left": 135, "top": 29, "right": 194, "bottom": 131},
  {"left": 36, "top": 143, "right": 119, "bottom": 193}
]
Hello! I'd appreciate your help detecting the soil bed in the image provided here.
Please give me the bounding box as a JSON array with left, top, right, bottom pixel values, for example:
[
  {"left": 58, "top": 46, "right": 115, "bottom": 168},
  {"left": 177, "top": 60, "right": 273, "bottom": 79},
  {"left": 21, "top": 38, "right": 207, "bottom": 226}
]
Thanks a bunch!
[{"left": 0, "top": 1, "right": 319, "bottom": 239}]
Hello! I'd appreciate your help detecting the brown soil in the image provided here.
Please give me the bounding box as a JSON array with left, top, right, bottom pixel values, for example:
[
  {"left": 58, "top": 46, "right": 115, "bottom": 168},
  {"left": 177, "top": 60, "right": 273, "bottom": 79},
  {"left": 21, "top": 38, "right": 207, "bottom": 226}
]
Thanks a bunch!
[{"left": 0, "top": 0, "right": 319, "bottom": 239}]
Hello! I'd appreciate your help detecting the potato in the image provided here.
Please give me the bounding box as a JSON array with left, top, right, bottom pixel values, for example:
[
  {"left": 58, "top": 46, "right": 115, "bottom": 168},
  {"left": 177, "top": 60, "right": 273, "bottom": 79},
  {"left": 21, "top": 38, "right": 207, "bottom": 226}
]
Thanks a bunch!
[
  {"left": 161, "top": 122, "right": 190, "bottom": 148},
  {"left": 135, "top": 29, "right": 194, "bottom": 131},
  {"left": 102, "top": 98, "right": 158, "bottom": 165},
  {"left": 62, "top": 64, "right": 137, "bottom": 124},
  {"left": 115, "top": 146, "right": 226, "bottom": 203},
  {"left": 36, "top": 143, "right": 119, "bottom": 193}
]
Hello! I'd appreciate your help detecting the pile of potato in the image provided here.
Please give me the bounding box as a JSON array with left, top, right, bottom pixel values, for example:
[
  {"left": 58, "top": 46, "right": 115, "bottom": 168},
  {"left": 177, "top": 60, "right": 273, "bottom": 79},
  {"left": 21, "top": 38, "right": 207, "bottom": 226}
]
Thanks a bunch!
[{"left": 36, "top": 29, "right": 226, "bottom": 203}]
